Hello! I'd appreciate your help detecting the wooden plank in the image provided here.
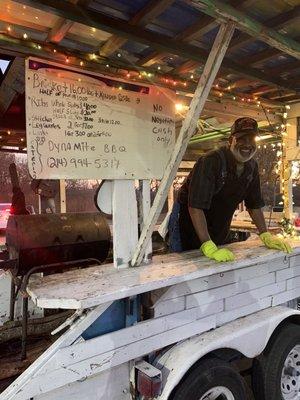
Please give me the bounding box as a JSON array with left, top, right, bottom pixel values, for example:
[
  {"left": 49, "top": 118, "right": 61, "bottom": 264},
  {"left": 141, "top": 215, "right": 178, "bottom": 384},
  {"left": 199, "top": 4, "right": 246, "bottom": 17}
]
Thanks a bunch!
[
  {"left": 112, "top": 180, "right": 138, "bottom": 268},
  {"left": 140, "top": 180, "right": 152, "bottom": 263},
  {"left": 227, "top": 5, "right": 300, "bottom": 53},
  {"left": 191, "top": 0, "right": 300, "bottom": 60},
  {"left": 244, "top": 35, "right": 300, "bottom": 66},
  {"left": 27, "top": 240, "right": 297, "bottom": 310},
  {"left": 131, "top": 23, "right": 235, "bottom": 266},
  {"left": 8, "top": 316, "right": 216, "bottom": 400},
  {"left": 47, "top": 18, "right": 74, "bottom": 43},
  {"left": 39, "top": 305, "right": 221, "bottom": 374},
  {"left": 138, "top": 0, "right": 250, "bottom": 68},
  {"left": 0, "top": 302, "right": 112, "bottom": 400},
  {"left": 100, "top": 0, "right": 174, "bottom": 56}
]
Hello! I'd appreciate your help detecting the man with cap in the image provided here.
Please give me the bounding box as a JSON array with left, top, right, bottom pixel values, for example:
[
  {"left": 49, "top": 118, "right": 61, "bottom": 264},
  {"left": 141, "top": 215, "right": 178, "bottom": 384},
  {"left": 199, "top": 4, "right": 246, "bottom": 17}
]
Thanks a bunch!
[{"left": 169, "top": 117, "right": 291, "bottom": 262}]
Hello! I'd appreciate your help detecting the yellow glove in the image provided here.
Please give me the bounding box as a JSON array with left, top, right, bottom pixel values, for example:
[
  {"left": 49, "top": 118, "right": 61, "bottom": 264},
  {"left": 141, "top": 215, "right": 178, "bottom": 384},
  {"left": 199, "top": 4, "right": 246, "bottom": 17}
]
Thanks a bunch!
[
  {"left": 200, "top": 240, "right": 235, "bottom": 262},
  {"left": 260, "top": 232, "right": 292, "bottom": 254}
]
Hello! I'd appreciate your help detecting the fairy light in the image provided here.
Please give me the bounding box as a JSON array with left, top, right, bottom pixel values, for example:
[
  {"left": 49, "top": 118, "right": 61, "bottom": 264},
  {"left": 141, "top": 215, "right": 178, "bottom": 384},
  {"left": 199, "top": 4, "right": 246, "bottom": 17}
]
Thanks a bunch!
[
  {"left": 175, "top": 103, "right": 184, "bottom": 112},
  {"left": 53, "top": 49, "right": 57, "bottom": 53},
  {"left": 23, "top": 33, "right": 28, "bottom": 39},
  {"left": 80, "top": 61, "right": 84, "bottom": 66},
  {"left": 190, "top": 74, "right": 194, "bottom": 79},
  {"left": 7, "top": 26, "right": 12, "bottom": 32}
]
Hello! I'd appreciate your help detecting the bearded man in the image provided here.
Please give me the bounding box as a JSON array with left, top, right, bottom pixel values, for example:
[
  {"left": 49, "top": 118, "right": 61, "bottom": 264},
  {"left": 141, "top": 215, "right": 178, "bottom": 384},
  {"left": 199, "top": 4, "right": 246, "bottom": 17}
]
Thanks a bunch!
[{"left": 169, "top": 117, "right": 291, "bottom": 262}]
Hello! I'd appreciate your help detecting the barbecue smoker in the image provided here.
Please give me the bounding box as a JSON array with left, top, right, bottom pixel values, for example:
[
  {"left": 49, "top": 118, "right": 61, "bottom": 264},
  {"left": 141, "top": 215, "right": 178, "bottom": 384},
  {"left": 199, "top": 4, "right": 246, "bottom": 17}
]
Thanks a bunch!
[{"left": 1, "top": 212, "right": 111, "bottom": 359}]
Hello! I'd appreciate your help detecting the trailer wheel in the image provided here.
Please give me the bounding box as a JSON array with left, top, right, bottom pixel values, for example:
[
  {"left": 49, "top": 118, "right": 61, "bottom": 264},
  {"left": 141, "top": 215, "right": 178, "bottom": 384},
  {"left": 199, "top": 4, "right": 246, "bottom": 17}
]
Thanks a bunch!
[
  {"left": 252, "top": 323, "right": 300, "bottom": 400},
  {"left": 171, "top": 357, "right": 247, "bottom": 400}
]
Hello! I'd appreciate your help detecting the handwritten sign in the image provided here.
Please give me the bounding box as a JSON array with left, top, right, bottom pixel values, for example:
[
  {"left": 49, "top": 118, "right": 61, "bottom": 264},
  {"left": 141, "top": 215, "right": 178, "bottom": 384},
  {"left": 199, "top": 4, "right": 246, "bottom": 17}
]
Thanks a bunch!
[{"left": 25, "top": 58, "right": 176, "bottom": 179}]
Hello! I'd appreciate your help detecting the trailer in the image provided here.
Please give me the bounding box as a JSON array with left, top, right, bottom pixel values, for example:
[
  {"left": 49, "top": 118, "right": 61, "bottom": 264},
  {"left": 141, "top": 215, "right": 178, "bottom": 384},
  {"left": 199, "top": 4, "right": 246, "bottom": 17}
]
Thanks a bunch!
[
  {"left": 1, "top": 240, "right": 300, "bottom": 400},
  {"left": 0, "top": 1, "right": 300, "bottom": 399}
]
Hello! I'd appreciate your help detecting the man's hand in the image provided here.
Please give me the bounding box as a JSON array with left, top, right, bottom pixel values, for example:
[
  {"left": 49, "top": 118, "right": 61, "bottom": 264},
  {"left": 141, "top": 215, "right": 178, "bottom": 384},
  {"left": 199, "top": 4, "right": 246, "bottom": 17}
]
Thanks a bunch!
[
  {"left": 260, "top": 232, "right": 292, "bottom": 254},
  {"left": 200, "top": 240, "right": 235, "bottom": 262}
]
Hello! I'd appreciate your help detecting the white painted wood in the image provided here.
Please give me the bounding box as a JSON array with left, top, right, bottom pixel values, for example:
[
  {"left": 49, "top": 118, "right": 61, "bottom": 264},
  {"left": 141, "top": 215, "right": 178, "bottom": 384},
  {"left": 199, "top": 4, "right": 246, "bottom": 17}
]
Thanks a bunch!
[
  {"left": 131, "top": 22, "right": 235, "bottom": 266},
  {"left": 34, "top": 364, "right": 130, "bottom": 400},
  {"left": 38, "top": 301, "right": 223, "bottom": 376},
  {"left": 27, "top": 240, "right": 298, "bottom": 309},
  {"left": 287, "top": 276, "right": 300, "bottom": 290},
  {"left": 288, "top": 254, "right": 300, "bottom": 268},
  {"left": 157, "top": 262, "right": 281, "bottom": 302},
  {"left": 272, "top": 288, "right": 300, "bottom": 306},
  {"left": 276, "top": 264, "right": 300, "bottom": 281},
  {"left": 8, "top": 316, "right": 216, "bottom": 400},
  {"left": 154, "top": 297, "right": 185, "bottom": 317},
  {"left": 25, "top": 58, "right": 175, "bottom": 180},
  {"left": 0, "top": 271, "right": 43, "bottom": 326},
  {"left": 112, "top": 180, "right": 138, "bottom": 269},
  {"left": 186, "top": 273, "right": 277, "bottom": 309},
  {"left": 141, "top": 180, "right": 152, "bottom": 263},
  {"left": 59, "top": 180, "right": 66, "bottom": 213},
  {"left": 0, "top": 302, "right": 112, "bottom": 400},
  {"left": 217, "top": 298, "right": 272, "bottom": 326},
  {"left": 225, "top": 281, "right": 286, "bottom": 311}
]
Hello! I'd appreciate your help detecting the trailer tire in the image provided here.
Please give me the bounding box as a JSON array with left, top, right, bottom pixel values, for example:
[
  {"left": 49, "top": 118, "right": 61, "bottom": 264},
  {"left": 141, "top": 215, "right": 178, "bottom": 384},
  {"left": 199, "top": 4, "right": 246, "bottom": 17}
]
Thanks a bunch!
[
  {"left": 171, "top": 357, "right": 247, "bottom": 400},
  {"left": 252, "top": 322, "right": 300, "bottom": 400}
]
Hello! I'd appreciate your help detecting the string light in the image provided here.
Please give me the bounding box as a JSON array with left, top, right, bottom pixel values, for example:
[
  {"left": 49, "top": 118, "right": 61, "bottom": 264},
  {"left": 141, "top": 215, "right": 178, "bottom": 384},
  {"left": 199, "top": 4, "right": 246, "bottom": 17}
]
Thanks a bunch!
[
  {"left": 23, "top": 33, "right": 28, "bottom": 39},
  {"left": 80, "top": 61, "right": 84, "bottom": 66},
  {"left": 190, "top": 74, "right": 194, "bottom": 79}
]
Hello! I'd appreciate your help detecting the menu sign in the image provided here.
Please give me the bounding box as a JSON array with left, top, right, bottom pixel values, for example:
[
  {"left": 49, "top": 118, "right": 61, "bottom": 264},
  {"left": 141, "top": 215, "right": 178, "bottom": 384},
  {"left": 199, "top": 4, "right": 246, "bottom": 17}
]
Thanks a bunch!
[{"left": 25, "top": 58, "right": 176, "bottom": 179}]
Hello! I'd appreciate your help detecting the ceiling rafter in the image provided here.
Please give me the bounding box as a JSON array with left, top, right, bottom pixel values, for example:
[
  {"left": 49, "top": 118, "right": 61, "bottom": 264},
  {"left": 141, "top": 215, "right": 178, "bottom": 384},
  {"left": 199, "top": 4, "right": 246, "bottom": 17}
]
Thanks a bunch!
[
  {"left": 46, "top": 0, "right": 80, "bottom": 43},
  {"left": 11, "top": 0, "right": 299, "bottom": 93},
  {"left": 137, "top": 0, "right": 251, "bottom": 67},
  {"left": 190, "top": 0, "right": 300, "bottom": 59},
  {"left": 227, "top": 5, "right": 300, "bottom": 53},
  {"left": 100, "top": 0, "right": 174, "bottom": 57},
  {"left": 244, "top": 36, "right": 300, "bottom": 66}
]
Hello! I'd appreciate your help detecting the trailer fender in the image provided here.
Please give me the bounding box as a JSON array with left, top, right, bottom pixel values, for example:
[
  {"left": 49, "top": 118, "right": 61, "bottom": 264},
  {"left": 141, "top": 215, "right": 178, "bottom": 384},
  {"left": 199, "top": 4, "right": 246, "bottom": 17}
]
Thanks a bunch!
[{"left": 154, "top": 306, "right": 300, "bottom": 400}]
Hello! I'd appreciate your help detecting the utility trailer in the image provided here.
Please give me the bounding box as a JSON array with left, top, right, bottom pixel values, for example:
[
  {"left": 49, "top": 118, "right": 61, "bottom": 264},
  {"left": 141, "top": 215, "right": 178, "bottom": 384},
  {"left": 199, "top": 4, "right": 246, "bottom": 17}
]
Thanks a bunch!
[
  {"left": 0, "top": 0, "right": 300, "bottom": 399},
  {"left": 1, "top": 240, "right": 300, "bottom": 400}
]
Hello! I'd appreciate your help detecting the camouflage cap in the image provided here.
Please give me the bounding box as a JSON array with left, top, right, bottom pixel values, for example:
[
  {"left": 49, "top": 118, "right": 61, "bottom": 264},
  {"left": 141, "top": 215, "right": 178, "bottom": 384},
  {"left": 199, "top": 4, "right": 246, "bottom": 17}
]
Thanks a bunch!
[{"left": 230, "top": 117, "right": 258, "bottom": 139}]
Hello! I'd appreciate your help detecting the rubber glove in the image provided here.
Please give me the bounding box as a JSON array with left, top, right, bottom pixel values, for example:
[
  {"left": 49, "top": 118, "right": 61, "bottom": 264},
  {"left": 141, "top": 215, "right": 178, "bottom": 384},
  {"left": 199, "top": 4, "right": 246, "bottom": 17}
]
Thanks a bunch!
[
  {"left": 200, "top": 240, "right": 235, "bottom": 262},
  {"left": 260, "top": 232, "right": 292, "bottom": 254}
]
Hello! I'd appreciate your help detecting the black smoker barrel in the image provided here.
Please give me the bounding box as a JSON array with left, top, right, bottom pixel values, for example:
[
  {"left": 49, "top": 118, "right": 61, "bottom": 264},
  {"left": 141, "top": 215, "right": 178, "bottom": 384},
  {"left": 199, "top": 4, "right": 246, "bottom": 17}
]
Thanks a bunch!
[{"left": 6, "top": 212, "right": 111, "bottom": 276}]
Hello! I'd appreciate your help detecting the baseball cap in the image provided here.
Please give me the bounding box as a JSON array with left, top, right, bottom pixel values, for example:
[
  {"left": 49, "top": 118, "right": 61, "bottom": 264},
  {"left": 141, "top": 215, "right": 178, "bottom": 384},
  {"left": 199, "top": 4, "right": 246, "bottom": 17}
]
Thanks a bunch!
[{"left": 230, "top": 117, "right": 258, "bottom": 139}]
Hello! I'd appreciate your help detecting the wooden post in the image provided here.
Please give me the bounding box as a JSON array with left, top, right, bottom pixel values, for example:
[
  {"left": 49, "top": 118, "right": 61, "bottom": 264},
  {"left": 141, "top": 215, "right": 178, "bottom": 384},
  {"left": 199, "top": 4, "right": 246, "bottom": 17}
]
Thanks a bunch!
[
  {"left": 131, "top": 22, "right": 235, "bottom": 267},
  {"left": 59, "top": 179, "right": 66, "bottom": 213},
  {"left": 112, "top": 180, "right": 138, "bottom": 269}
]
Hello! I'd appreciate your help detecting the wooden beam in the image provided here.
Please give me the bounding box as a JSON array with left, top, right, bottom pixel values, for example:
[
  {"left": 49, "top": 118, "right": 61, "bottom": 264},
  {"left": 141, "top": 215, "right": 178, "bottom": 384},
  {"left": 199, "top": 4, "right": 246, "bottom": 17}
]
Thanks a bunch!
[
  {"left": 265, "top": 60, "right": 300, "bottom": 76},
  {"left": 131, "top": 22, "right": 235, "bottom": 266},
  {"left": 100, "top": 0, "right": 174, "bottom": 57},
  {"left": 0, "top": 57, "right": 24, "bottom": 117},
  {"left": 46, "top": 0, "right": 79, "bottom": 43},
  {"left": 139, "top": 0, "right": 250, "bottom": 67},
  {"left": 227, "top": 5, "right": 300, "bottom": 53},
  {"left": 250, "top": 86, "right": 279, "bottom": 96},
  {"left": 172, "top": 60, "right": 200, "bottom": 75},
  {"left": 191, "top": 0, "right": 300, "bottom": 59},
  {"left": 245, "top": 38, "right": 300, "bottom": 66},
  {"left": 9, "top": 0, "right": 300, "bottom": 92},
  {"left": 47, "top": 18, "right": 74, "bottom": 43}
]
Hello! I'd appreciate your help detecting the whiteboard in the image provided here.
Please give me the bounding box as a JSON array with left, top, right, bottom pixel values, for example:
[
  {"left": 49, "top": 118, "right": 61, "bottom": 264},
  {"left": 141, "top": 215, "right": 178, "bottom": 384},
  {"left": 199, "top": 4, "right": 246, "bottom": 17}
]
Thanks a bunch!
[{"left": 25, "top": 58, "right": 176, "bottom": 179}]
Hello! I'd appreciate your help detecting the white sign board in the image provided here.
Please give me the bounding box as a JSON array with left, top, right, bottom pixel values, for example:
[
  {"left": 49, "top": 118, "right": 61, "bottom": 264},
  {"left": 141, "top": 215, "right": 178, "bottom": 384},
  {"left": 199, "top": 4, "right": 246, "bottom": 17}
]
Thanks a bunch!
[{"left": 25, "top": 58, "right": 176, "bottom": 179}]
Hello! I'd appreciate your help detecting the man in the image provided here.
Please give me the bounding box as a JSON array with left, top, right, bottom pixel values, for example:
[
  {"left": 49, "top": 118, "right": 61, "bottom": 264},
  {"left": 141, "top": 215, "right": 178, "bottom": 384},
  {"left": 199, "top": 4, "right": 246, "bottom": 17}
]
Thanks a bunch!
[{"left": 170, "top": 117, "right": 291, "bottom": 262}]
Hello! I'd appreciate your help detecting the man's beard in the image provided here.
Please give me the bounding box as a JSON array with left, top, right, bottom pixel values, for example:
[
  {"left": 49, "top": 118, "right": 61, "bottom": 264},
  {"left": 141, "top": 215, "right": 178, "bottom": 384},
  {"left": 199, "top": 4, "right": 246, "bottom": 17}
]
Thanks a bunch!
[{"left": 231, "top": 145, "right": 256, "bottom": 163}]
